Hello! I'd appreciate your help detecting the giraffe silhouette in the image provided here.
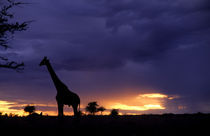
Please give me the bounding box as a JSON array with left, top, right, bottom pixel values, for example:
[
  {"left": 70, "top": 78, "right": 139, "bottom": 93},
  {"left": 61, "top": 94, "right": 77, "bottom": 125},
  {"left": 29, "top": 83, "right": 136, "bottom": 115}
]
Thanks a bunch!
[{"left": 40, "top": 56, "right": 80, "bottom": 117}]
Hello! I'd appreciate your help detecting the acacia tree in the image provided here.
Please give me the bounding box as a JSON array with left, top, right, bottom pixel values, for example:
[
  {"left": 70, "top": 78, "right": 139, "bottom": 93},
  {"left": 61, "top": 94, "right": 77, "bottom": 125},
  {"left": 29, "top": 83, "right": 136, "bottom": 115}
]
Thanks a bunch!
[
  {"left": 85, "top": 101, "right": 99, "bottom": 115},
  {"left": 110, "top": 109, "right": 119, "bottom": 116},
  {"left": 24, "top": 105, "right": 35, "bottom": 115},
  {"left": 0, "top": 0, "right": 29, "bottom": 71},
  {"left": 97, "top": 106, "right": 106, "bottom": 115}
]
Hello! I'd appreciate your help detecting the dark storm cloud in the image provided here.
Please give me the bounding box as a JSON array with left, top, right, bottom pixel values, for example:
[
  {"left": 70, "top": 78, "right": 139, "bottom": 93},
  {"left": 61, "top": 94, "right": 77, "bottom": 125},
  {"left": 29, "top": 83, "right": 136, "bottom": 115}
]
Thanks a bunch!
[
  {"left": 1, "top": 0, "right": 210, "bottom": 113},
  {"left": 12, "top": 0, "right": 209, "bottom": 71}
]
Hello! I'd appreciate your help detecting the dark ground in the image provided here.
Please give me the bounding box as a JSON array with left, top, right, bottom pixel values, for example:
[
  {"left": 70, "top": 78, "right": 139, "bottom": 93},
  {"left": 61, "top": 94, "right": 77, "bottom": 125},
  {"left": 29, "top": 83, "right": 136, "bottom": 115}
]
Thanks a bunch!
[{"left": 0, "top": 114, "right": 209, "bottom": 136}]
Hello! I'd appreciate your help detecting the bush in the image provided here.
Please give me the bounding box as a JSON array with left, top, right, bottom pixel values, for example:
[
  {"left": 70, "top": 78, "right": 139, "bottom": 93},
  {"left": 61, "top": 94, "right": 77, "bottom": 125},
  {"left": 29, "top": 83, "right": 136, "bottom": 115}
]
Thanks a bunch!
[
  {"left": 110, "top": 109, "right": 119, "bottom": 116},
  {"left": 24, "top": 105, "right": 36, "bottom": 115}
]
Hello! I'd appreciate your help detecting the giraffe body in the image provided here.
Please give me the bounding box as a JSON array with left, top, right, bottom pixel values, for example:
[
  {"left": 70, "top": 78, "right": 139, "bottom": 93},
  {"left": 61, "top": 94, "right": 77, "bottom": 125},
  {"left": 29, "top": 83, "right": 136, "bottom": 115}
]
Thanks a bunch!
[{"left": 40, "top": 57, "right": 80, "bottom": 117}]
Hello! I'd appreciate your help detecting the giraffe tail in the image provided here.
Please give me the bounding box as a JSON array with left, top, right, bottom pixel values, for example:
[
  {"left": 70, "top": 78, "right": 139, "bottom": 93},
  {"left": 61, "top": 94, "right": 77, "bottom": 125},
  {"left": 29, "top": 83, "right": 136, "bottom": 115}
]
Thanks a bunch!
[
  {"left": 77, "top": 101, "right": 80, "bottom": 112},
  {"left": 77, "top": 103, "right": 81, "bottom": 117}
]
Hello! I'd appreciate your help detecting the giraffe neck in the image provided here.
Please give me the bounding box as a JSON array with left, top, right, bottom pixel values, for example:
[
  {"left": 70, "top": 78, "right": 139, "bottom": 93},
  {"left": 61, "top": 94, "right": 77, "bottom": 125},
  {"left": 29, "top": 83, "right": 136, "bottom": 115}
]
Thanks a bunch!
[{"left": 45, "top": 61, "right": 63, "bottom": 90}]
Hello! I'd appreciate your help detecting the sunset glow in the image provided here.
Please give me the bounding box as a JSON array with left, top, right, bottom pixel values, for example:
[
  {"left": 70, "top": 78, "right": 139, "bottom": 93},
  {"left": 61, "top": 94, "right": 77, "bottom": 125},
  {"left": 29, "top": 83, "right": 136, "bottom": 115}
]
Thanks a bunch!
[
  {"left": 110, "top": 103, "right": 165, "bottom": 111},
  {"left": 0, "top": 0, "right": 209, "bottom": 119},
  {"left": 138, "top": 93, "right": 168, "bottom": 99},
  {"left": 105, "top": 93, "right": 172, "bottom": 112},
  {"left": 0, "top": 92, "right": 178, "bottom": 116},
  {"left": 0, "top": 100, "right": 25, "bottom": 115},
  {"left": 0, "top": 100, "right": 58, "bottom": 116}
]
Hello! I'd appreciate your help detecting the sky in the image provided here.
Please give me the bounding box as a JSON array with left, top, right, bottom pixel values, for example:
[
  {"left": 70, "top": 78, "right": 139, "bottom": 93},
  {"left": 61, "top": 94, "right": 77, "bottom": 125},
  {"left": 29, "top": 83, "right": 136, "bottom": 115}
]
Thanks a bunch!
[{"left": 0, "top": 0, "right": 210, "bottom": 115}]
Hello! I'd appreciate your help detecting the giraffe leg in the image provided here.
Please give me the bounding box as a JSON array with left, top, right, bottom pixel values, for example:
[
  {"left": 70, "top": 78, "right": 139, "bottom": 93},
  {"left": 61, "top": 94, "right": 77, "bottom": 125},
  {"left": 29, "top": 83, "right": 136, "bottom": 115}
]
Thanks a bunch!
[
  {"left": 57, "top": 102, "right": 64, "bottom": 117},
  {"left": 72, "top": 104, "right": 79, "bottom": 117}
]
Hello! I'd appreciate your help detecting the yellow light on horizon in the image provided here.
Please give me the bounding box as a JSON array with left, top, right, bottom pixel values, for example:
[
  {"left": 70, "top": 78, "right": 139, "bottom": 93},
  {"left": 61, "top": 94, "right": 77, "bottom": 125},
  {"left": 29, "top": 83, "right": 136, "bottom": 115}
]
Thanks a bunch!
[
  {"left": 138, "top": 93, "right": 168, "bottom": 99},
  {"left": 0, "top": 100, "right": 58, "bottom": 116},
  {"left": 0, "top": 100, "right": 25, "bottom": 116},
  {"left": 0, "top": 92, "right": 178, "bottom": 116},
  {"left": 144, "top": 104, "right": 165, "bottom": 109},
  {"left": 110, "top": 103, "right": 165, "bottom": 111}
]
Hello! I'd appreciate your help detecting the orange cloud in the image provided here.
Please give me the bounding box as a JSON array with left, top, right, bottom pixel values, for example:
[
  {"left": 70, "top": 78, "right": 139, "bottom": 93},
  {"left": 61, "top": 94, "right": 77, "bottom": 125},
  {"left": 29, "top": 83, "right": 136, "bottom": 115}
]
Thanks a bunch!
[
  {"left": 0, "top": 100, "right": 25, "bottom": 116},
  {"left": 109, "top": 103, "right": 165, "bottom": 111},
  {"left": 0, "top": 100, "right": 58, "bottom": 116},
  {"left": 0, "top": 92, "right": 179, "bottom": 116},
  {"left": 138, "top": 93, "right": 168, "bottom": 99},
  {"left": 106, "top": 93, "right": 179, "bottom": 112},
  {"left": 136, "top": 93, "right": 179, "bottom": 100}
]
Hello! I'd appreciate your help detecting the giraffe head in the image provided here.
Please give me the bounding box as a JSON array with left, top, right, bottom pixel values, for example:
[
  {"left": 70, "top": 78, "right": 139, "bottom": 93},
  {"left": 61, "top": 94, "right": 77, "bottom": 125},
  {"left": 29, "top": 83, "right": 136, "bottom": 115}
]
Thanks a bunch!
[{"left": 39, "top": 56, "right": 49, "bottom": 66}]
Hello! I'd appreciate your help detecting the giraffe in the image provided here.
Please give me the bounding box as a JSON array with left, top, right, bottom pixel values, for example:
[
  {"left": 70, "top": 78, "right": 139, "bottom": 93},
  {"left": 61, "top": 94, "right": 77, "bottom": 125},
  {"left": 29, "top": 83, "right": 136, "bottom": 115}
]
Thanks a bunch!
[{"left": 39, "top": 56, "right": 80, "bottom": 117}]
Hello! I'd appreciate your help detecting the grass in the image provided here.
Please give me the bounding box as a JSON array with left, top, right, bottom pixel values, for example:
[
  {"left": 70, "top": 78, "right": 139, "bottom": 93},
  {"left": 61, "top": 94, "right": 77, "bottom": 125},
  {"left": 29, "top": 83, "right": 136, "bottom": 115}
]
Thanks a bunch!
[{"left": 0, "top": 113, "right": 209, "bottom": 136}]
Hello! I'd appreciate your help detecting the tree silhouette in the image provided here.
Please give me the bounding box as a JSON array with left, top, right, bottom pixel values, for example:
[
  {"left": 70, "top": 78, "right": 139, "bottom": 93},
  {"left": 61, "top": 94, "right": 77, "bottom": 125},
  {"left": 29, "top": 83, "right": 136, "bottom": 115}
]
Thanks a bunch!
[
  {"left": 0, "top": 0, "right": 29, "bottom": 71},
  {"left": 97, "top": 106, "right": 106, "bottom": 115},
  {"left": 85, "top": 101, "right": 99, "bottom": 115},
  {"left": 110, "top": 109, "right": 119, "bottom": 116},
  {"left": 24, "top": 105, "right": 35, "bottom": 115}
]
